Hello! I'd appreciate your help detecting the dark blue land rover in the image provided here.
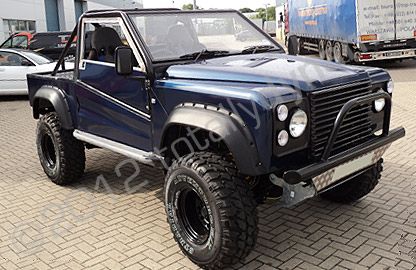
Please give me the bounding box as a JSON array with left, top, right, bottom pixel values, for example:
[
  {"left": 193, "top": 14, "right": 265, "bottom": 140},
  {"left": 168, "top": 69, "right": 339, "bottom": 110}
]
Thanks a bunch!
[{"left": 27, "top": 9, "right": 405, "bottom": 269}]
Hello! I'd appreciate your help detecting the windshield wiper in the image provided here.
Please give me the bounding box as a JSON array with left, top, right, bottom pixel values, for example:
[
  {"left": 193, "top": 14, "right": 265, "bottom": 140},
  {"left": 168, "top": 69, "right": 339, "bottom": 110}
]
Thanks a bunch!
[
  {"left": 179, "top": 50, "right": 230, "bottom": 61},
  {"left": 241, "top": 45, "right": 280, "bottom": 54}
]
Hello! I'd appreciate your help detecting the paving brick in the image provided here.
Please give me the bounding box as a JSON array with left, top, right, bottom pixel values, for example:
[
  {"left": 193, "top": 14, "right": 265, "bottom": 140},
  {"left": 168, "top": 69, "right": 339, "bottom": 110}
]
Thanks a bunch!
[{"left": 1, "top": 76, "right": 416, "bottom": 269}]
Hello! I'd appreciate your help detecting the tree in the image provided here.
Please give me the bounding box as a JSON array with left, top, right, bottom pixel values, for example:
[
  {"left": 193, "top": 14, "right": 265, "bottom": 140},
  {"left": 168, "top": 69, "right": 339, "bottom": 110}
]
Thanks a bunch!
[
  {"left": 255, "top": 6, "right": 276, "bottom": 21},
  {"left": 239, "top": 8, "right": 254, "bottom": 13},
  {"left": 182, "top": 3, "right": 199, "bottom": 10}
]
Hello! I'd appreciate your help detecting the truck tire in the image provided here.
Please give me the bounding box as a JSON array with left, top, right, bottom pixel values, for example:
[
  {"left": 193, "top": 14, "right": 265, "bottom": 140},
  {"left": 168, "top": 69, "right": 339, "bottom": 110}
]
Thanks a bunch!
[
  {"left": 319, "top": 40, "right": 326, "bottom": 60},
  {"left": 164, "top": 152, "right": 258, "bottom": 269},
  {"left": 36, "top": 112, "right": 85, "bottom": 185},
  {"left": 333, "top": 42, "right": 346, "bottom": 64},
  {"left": 288, "top": 35, "right": 299, "bottom": 55},
  {"left": 320, "top": 160, "right": 383, "bottom": 204},
  {"left": 325, "top": 41, "right": 334, "bottom": 61}
]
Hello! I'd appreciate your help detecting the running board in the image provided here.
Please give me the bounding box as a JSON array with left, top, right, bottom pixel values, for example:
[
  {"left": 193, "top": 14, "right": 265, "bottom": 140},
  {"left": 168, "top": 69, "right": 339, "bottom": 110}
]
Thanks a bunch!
[{"left": 73, "top": 130, "right": 162, "bottom": 166}]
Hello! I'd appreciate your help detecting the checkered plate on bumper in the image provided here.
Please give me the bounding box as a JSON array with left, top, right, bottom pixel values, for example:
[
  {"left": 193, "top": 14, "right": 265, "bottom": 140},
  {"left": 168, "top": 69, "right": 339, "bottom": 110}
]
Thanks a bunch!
[{"left": 312, "top": 144, "right": 391, "bottom": 191}]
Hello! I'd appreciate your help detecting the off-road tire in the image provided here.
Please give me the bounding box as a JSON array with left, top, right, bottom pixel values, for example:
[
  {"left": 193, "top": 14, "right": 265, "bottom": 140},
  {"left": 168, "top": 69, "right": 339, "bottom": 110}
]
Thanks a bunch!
[
  {"left": 164, "top": 152, "right": 258, "bottom": 269},
  {"left": 320, "top": 159, "right": 383, "bottom": 203},
  {"left": 36, "top": 112, "right": 85, "bottom": 185}
]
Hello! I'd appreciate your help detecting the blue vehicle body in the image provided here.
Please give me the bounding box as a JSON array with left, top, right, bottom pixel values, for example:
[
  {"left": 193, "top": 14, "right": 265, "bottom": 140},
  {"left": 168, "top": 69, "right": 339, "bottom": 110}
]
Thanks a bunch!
[
  {"left": 288, "top": 0, "right": 358, "bottom": 44},
  {"left": 27, "top": 8, "right": 403, "bottom": 181}
]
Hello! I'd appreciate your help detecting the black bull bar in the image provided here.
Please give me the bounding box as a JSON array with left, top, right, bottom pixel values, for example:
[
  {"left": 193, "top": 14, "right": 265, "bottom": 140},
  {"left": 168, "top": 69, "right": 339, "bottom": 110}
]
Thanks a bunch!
[{"left": 283, "top": 91, "right": 406, "bottom": 185}]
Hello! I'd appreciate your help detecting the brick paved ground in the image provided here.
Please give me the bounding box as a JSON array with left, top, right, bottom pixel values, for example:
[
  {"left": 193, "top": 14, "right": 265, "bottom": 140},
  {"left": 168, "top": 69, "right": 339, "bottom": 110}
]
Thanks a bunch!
[{"left": 0, "top": 61, "right": 416, "bottom": 270}]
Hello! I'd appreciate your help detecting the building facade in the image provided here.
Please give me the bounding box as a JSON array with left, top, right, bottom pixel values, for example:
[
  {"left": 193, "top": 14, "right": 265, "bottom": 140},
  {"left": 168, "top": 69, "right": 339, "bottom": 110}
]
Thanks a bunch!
[{"left": 0, "top": 0, "right": 143, "bottom": 43}]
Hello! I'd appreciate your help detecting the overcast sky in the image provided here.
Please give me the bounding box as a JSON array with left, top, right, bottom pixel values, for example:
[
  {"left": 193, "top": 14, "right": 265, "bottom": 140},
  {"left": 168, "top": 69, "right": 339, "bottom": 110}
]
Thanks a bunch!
[{"left": 142, "top": 0, "right": 280, "bottom": 10}]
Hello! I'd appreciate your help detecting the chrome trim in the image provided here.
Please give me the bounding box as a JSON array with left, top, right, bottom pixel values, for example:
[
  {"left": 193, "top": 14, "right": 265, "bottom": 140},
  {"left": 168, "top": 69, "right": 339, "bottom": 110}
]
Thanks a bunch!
[
  {"left": 77, "top": 80, "right": 151, "bottom": 119},
  {"left": 73, "top": 130, "right": 162, "bottom": 166},
  {"left": 79, "top": 59, "right": 143, "bottom": 71}
]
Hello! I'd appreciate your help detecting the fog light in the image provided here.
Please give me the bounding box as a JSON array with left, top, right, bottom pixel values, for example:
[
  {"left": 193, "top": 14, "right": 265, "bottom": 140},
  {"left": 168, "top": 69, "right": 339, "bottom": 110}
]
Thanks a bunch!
[
  {"left": 277, "top": 105, "right": 289, "bottom": 121},
  {"left": 374, "top": 98, "right": 385, "bottom": 112},
  {"left": 277, "top": 130, "right": 289, "bottom": 146}
]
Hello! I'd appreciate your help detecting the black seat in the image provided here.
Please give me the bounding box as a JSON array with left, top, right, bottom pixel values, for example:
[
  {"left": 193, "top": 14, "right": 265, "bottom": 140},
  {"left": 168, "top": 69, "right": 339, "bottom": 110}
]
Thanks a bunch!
[
  {"left": 166, "top": 24, "right": 205, "bottom": 55},
  {"left": 88, "top": 27, "right": 123, "bottom": 63}
]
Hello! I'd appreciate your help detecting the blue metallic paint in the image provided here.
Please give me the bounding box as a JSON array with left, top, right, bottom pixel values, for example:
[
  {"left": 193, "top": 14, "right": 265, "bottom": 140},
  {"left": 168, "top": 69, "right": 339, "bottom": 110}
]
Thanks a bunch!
[{"left": 27, "top": 52, "right": 391, "bottom": 175}]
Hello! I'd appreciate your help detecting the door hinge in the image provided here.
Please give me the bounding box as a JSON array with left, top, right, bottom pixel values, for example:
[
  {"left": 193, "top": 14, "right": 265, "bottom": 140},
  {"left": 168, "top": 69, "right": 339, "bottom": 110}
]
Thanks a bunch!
[{"left": 145, "top": 80, "right": 152, "bottom": 91}]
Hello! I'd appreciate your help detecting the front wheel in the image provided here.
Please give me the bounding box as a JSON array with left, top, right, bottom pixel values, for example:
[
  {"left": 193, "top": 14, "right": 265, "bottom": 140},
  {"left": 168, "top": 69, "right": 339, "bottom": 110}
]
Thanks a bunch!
[
  {"left": 36, "top": 112, "right": 85, "bottom": 185},
  {"left": 164, "top": 152, "right": 258, "bottom": 269},
  {"left": 320, "top": 160, "right": 383, "bottom": 203}
]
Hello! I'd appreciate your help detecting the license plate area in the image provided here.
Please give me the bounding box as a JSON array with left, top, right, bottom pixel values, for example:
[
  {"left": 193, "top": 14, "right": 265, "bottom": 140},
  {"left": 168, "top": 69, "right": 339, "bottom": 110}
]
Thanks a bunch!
[{"left": 312, "top": 144, "right": 391, "bottom": 191}]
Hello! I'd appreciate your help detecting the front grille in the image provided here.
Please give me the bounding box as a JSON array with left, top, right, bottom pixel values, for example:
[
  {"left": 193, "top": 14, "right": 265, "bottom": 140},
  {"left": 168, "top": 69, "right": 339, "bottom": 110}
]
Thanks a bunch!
[{"left": 309, "top": 81, "right": 374, "bottom": 160}]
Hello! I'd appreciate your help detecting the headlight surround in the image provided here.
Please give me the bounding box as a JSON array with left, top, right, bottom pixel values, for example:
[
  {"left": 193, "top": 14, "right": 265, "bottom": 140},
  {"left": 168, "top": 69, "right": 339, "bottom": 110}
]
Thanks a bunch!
[
  {"left": 277, "top": 130, "right": 289, "bottom": 146},
  {"left": 276, "top": 105, "right": 289, "bottom": 122},
  {"left": 387, "top": 80, "right": 394, "bottom": 94},
  {"left": 289, "top": 109, "right": 308, "bottom": 138}
]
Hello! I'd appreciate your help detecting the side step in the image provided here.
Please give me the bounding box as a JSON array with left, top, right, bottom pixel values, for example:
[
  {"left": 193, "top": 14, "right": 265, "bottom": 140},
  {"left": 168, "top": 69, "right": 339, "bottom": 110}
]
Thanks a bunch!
[{"left": 73, "top": 130, "right": 162, "bottom": 166}]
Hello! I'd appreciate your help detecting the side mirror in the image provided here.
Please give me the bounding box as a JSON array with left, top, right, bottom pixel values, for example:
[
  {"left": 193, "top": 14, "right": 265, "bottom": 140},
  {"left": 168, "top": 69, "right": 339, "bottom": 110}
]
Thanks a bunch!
[{"left": 115, "top": 46, "right": 133, "bottom": 76}]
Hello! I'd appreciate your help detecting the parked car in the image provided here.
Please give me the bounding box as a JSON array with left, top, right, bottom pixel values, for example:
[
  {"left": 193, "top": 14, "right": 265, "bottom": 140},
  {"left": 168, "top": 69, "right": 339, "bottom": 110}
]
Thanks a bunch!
[
  {"left": 27, "top": 9, "right": 405, "bottom": 269},
  {"left": 0, "top": 31, "right": 77, "bottom": 60},
  {"left": 0, "top": 49, "right": 72, "bottom": 95}
]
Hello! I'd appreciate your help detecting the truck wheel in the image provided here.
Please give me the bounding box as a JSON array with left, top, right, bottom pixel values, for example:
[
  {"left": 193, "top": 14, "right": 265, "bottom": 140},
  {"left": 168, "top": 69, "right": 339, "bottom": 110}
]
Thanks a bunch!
[
  {"left": 325, "top": 41, "right": 334, "bottom": 61},
  {"left": 319, "top": 40, "right": 326, "bottom": 60},
  {"left": 36, "top": 112, "right": 85, "bottom": 185},
  {"left": 320, "top": 160, "right": 383, "bottom": 203},
  {"left": 287, "top": 35, "right": 299, "bottom": 55},
  {"left": 333, "top": 42, "right": 346, "bottom": 64},
  {"left": 164, "top": 152, "right": 258, "bottom": 269}
]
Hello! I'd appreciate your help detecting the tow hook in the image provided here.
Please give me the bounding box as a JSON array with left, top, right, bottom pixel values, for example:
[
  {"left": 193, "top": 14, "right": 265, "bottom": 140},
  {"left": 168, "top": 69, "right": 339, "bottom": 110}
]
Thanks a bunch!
[{"left": 269, "top": 174, "right": 317, "bottom": 207}]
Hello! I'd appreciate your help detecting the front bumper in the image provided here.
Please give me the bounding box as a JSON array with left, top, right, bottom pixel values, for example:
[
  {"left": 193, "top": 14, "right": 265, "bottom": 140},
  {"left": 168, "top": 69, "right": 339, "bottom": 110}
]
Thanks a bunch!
[
  {"left": 277, "top": 92, "right": 405, "bottom": 206},
  {"left": 358, "top": 48, "right": 416, "bottom": 61},
  {"left": 283, "top": 127, "right": 405, "bottom": 185}
]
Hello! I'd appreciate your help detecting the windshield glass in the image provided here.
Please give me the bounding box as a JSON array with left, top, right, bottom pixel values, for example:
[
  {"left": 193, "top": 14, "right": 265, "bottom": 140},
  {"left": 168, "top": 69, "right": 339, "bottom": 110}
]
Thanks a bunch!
[
  {"left": 130, "top": 11, "right": 282, "bottom": 61},
  {"left": 21, "top": 51, "right": 53, "bottom": 65}
]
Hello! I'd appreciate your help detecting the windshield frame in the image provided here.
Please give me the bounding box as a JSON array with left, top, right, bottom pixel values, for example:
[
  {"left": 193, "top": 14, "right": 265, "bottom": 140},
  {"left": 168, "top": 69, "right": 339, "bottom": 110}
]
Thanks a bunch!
[{"left": 126, "top": 9, "right": 284, "bottom": 63}]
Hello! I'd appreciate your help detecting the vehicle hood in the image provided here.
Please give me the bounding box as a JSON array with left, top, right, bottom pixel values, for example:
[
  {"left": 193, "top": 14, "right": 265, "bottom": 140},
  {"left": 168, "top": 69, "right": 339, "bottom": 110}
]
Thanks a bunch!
[{"left": 166, "top": 53, "right": 377, "bottom": 92}]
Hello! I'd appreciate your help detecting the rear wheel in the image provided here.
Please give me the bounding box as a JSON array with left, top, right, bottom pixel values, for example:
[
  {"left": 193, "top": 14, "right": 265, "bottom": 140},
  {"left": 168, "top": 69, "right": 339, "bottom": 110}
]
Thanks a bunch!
[
  {"left": 318, "top": 40, "right": 326, "bottom": 60},
  {"left": 334, "top": 42, "right": 346, "bottom": 64},
  {"left": 164, "top": 152, "right": 258, "bottom": 269},
  {"left": 288, "top": 35, "right": 299, "bottom": 55},
  {"left": 325, "top": 41, "right": 334, "bottom": 61},
  {"left": 320, "top": 160, "right": 383, "bottom": 203},
  {"left": 36, "top": 112, "right": 85, "bottom": 185}
]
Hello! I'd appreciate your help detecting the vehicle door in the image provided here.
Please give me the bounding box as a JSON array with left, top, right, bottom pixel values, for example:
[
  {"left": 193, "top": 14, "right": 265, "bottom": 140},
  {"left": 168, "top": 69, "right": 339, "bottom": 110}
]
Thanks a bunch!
[
  {"left": 0, "top": 51, "right": 35, "bottom": 93},
  {"left": 75, "top": 17, "right": 152, "bottom": 151}
]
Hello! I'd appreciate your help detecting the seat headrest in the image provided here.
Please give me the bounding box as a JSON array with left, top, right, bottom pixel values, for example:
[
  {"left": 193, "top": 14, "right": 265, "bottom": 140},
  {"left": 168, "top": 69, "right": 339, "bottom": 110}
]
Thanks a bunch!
[{"left": 91, "top": 27, "right": 123, "bottom": 62}]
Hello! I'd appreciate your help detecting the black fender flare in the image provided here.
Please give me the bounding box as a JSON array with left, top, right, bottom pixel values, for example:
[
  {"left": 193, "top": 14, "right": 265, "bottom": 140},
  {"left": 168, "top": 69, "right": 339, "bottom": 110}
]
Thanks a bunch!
[
  {"left": 161, "top": 104, "right": 262, "bottom": 176},
  {"left": 32, "top": 86, "right": 74, "bottom": 129}
]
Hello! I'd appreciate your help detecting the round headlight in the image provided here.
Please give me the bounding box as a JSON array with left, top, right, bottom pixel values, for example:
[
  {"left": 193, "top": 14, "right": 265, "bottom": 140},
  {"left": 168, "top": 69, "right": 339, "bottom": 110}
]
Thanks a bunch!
[
  {"left": 277, "top": 130, "right": 289, "bottom": 146},
  {"left": 289, "top": 109, "right": 308, "bottom": 138},
  {"left": 387, "top": 80, "right": 394, "bottom": 94},
  {"left": 277, "top": 105, "right": 289, "bottom": 121},
  {"left": 374, "top": 98, "right": 386, "bottom": 112}
]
